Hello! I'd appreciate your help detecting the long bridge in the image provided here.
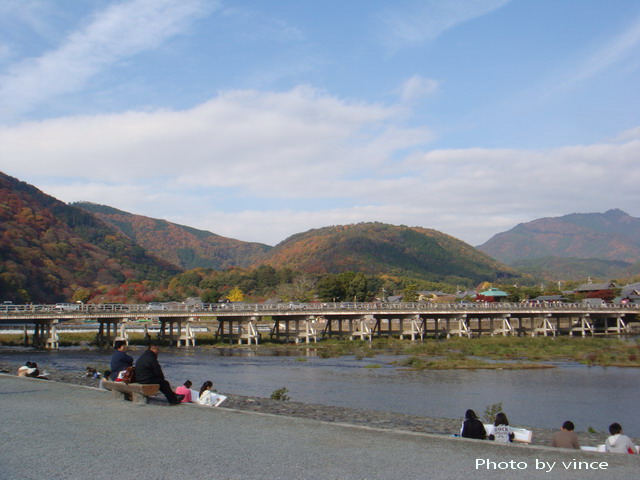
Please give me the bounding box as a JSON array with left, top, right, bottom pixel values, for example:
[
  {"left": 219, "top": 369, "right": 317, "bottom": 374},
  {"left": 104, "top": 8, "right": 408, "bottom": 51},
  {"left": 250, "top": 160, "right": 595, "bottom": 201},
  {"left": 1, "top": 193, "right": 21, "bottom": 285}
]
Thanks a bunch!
[{"left": 1, "top": 302, "right": 639, "bottom": 349}]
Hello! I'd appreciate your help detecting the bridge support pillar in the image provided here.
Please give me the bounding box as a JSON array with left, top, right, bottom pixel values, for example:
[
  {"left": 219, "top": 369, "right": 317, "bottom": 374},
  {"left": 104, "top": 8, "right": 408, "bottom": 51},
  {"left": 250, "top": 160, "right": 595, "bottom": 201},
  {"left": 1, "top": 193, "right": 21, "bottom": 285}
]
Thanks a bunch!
[
  {"left": 96, "top": 319, "right": 121, "bottom": 346},
  {"left": 323, "top": 316, "right": 358, "bottom": 339},
  {"left": 604, "top": 316, "right": 628, "bottom": 335},
  {"left": 295, "top": 319, "right": 318, "bottom": 344},
  {"left": 447, "top": 316, "right": 471, "bottom": 338},
  {"left": 177, "top": 319, "right": 196, "bottom": 347},
  {"left": 399, "top": 315, "right": 424, "bottom": 341},
  {"left": 158, "top": 317, "right": 196, "bottom": 347},
  {"left": 570, "top": 316, "right": 594, "bottom": 337},
  {"left": 32, "top": 320, "right": 59, "bottom": 349},
  {"left": 238, "top": 316, "right": 259, "bottom": 345},
  {"left": 349, "top": 316, "right": 372, "bottom": 341},
  {"left": 271, "top": 316, "right": 318, "bottom": 343},
  {"left": 490, "top": 315, "right": 513, "bottom": 336},
  {"left": 531, "top": 315, "right": 557, "bottom": 337},
  {"left": 114, "top": 319, "right": 129, "bottom": 346},
  {"left": 216, "top": 316, "right": 260, "bottom": 344}
]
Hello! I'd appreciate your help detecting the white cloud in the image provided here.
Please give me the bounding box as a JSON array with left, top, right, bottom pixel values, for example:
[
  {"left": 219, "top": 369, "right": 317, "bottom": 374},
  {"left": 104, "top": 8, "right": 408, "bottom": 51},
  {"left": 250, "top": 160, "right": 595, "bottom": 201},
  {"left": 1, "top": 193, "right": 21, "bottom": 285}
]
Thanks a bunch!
[
  {"left": 399, "top": 141, "right": 640, "bottom": 233},
  {"left": 613, "top": 125, "right": 640, "bottom": 142},
  {"left": 0, "top": 1, "right": 55, "bottom": 39},
  {"left": 0, "top": 86, "right": 433, "bottom": 198},
  {"left": 1, "top": 86, "right": 638, "bottom": 247},
  {"left": 42, "top": 182, "right": 159, "bottom": 212},
  {"left": 539, "top": 13, "right": 640, "bottom": 101},
  {"left": 568, "top": 14, "right": 640, "bottom": 86},
  {"left": 399, "top": 75, "right": 439, "bottom": 102},
  {"left": 0, "top": 0, "right": 216, "bottom": 121},
  {"left": 379, "top": 0, "right": 510, "bottom": 51}
]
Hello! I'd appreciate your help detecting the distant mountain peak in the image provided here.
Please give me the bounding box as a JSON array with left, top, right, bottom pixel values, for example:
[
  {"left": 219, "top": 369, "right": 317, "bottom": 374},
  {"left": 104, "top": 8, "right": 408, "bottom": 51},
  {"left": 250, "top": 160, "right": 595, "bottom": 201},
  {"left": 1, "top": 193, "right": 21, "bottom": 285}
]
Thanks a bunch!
[
  {"left": 477, "top": 209, "right": 640, "bottom": 270},
  {"left": 603, "top": 208, "right": 628, "bottom": 218}
]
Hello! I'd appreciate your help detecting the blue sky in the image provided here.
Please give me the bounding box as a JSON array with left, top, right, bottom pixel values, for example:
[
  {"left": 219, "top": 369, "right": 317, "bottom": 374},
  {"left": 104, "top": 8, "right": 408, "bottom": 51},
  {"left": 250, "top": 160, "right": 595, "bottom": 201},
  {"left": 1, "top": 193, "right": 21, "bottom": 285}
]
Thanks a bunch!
[{"left": 0, "top": 0, "right": 639, "bottom": 246}]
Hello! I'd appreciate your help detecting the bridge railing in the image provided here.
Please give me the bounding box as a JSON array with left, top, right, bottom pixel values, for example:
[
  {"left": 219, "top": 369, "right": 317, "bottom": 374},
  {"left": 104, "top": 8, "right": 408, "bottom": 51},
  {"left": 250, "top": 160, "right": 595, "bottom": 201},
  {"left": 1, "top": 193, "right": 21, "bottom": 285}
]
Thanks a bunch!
[{"left": 1, "top": 301, "right": 639, "bottom": 315}]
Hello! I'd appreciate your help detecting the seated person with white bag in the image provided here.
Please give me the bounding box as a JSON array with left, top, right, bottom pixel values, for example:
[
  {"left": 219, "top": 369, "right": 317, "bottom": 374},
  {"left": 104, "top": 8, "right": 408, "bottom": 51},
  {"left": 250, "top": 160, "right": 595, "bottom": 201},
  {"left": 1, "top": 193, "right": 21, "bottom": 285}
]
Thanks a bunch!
[{"left": 197, "top": 380, "right": 227, "bottom": 407}]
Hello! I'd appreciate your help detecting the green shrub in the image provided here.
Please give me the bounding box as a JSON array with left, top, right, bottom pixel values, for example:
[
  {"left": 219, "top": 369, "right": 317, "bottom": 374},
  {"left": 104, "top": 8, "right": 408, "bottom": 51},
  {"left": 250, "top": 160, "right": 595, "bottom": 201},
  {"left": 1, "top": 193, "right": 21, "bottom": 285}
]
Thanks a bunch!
[
  {"left": 399, "top": 355, "right": 426, "bottom": 370},
  {"left": 270, "top": 387, "right": 290, "bottom": 401},
  {"left": 483, "top": 402, "right": 503, "bottom": 424}
]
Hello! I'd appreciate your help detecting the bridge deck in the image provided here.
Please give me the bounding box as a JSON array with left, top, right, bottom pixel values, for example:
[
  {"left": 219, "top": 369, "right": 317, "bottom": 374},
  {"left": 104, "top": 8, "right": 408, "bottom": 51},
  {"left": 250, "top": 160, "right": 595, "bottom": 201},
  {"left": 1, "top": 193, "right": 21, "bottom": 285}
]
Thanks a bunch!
[{"left": 2, "top": 302, "right": 638, "bottom": 348}]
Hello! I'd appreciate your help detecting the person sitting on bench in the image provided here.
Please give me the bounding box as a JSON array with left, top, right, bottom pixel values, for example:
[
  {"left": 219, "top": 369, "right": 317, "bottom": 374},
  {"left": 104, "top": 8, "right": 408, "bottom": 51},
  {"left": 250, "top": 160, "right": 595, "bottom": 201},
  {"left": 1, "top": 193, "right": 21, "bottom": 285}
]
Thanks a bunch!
[
  {"left": 110, "top": 340, "right": 133, "bottom": 382},
  {"left": 135, "top": 344, "right": 183, "bottom": 405}
]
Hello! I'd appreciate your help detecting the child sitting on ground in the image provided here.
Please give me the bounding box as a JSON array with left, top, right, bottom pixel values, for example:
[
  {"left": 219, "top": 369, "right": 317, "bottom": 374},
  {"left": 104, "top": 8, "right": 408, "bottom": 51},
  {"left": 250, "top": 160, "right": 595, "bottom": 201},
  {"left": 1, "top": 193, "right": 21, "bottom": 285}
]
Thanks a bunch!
[{"left": 197, "top": 381, "right": 227, "bottom": 407}]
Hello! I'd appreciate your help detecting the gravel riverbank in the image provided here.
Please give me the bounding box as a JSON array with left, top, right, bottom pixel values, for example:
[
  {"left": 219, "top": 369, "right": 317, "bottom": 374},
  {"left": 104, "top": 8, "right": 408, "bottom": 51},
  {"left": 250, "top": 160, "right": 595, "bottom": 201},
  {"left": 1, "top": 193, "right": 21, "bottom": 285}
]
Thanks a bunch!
[{"left": 0, "top": 361, "right": 614, "bottom": 448}]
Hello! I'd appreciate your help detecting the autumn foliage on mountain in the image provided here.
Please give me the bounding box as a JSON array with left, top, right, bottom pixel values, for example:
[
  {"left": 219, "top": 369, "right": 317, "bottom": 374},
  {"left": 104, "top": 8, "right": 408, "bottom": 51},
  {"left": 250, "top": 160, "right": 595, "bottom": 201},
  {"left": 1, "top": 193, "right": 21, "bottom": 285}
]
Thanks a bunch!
[
  {"left": 260, "top": 223, "right": 517, "bottom": 284},
  {"left": 476, "top": 209, "right": 640, "bottom": 280},
  {"left": 477, "top": 209, "right": 640, "bottom": 264},
  {"left": 73, "top": 203, "right": 517, "bottom": 285},
  {"left": 0, "top": 172, "right": 179, "bottom": 303},
  {"left": 73, "top": 202, "right": 270, "bottom": 270},
  {"left": 1, "top": 171, "right": 519, "bottom": 304}
]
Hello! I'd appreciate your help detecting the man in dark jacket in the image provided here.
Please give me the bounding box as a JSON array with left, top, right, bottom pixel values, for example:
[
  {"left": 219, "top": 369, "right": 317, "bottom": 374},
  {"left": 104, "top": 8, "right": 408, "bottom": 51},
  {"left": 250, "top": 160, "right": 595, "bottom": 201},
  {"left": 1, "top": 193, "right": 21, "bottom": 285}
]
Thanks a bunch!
[
  {"left": 135, "top": 344, "right": 182, "bottom": 404},
  {"left": 110, "top": 340, "right": 133, "bottom": 381}
]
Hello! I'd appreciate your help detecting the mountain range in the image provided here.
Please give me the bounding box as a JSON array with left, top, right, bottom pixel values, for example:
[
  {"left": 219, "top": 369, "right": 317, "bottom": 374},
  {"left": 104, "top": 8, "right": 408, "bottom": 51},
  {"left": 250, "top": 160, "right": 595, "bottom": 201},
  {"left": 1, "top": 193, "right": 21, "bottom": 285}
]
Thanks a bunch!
[
  {"left": 75, "top": 203, "right": 516, "bottom": 284},
  {"left": 2, "top": 169, "right": 638, "bottom": 302},
  {"left": 477, "top": 209, "right": 640, "bottom": 279},
  {"left": 0, "top": 171, "right": 519, "bottom": 302},
  {"left": 73, "top": 202, "right": 270, "bottom": 271},
  {"left": 0, "top": 173, "right": 179, "bottom": 303}
]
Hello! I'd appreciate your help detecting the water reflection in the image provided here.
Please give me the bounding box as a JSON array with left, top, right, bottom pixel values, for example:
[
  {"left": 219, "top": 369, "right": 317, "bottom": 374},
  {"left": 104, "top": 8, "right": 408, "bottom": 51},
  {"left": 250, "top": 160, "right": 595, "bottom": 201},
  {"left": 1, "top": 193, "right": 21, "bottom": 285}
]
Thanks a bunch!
[{"left": 1, "top": 347, "right": 638, "bottom": 434}]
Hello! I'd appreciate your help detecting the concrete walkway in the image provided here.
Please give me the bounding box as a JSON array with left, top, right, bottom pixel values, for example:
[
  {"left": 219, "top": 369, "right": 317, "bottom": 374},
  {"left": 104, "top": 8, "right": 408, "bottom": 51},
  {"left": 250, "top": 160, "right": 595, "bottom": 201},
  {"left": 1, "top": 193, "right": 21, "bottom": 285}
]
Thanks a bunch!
[{"left": 1, "top": 375, "right": 638, "bottom": 480}]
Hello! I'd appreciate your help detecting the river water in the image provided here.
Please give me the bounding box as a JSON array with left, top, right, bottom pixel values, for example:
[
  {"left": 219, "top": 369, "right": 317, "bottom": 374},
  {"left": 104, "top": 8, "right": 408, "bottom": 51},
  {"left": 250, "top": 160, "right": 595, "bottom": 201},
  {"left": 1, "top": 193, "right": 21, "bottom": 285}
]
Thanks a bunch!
[{"left": 1, "top": 346, "right": 637, "bottom": 434}]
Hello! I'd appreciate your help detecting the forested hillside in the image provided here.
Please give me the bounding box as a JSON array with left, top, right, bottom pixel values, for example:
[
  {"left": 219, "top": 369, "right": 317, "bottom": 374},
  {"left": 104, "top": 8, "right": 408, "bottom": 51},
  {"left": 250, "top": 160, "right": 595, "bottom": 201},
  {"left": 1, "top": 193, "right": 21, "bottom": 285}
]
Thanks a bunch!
[
  {"left": 1, "top": 172, "right": 520, "bottom": 304},
  {"left": 477, "top": 209, "right": 640, "bottom": 265},
  {"left": 0, "top": 172, "right": 179, "bottom": 303},
  {"left": 509, "top": 257, "right": 634, "bottom": 282},
  {"left": 73, "top": 202, "right": 271, "bottom": 270},
  {"left": 260, "top": 222, "right": 517, "bottom": 284}
]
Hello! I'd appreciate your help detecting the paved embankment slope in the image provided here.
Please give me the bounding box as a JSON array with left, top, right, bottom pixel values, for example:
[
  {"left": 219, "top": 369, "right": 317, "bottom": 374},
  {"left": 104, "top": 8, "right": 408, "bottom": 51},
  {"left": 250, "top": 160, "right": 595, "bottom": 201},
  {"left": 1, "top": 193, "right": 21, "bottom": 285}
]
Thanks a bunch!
[
  {"left": 1, "top": 375, "right": 638, "bottom": 480},
  {"left": 0, "top": 361, "right": 613, "bottom": 447}
]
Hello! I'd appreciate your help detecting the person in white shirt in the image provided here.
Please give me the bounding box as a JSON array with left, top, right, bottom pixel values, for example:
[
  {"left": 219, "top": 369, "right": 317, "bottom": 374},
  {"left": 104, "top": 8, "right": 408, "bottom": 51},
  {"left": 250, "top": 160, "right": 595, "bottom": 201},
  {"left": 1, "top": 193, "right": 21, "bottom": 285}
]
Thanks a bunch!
[
  {"left": 197, "top": 380, "right": 227, "bottom": 407},
  {"left": 605, "top": 422, "right": 637, "bottom": 454},
  {"left": 487, "top": 412, "right": 514, "bottom": 443}
]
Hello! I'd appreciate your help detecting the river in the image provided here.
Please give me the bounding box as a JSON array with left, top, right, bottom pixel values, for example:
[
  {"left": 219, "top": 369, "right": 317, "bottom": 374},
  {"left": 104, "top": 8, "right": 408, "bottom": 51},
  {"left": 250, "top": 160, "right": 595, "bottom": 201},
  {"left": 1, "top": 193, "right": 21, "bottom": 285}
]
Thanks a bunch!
[{"left": 1, "top": 346, "right": 637, "bottom": 434}]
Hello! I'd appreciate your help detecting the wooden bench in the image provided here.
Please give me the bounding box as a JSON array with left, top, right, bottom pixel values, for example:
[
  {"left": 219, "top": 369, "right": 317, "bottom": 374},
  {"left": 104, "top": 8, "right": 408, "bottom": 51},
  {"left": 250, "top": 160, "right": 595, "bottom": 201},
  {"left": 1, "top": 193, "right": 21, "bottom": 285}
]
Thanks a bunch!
[{"left": 102, "top": 380, "right": 160, "bottom": 405}]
